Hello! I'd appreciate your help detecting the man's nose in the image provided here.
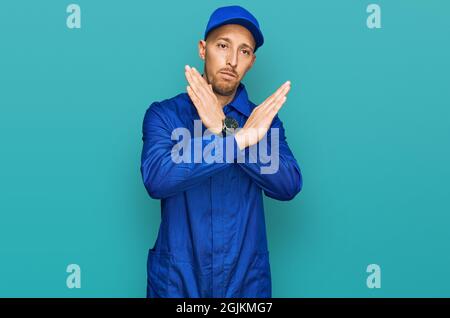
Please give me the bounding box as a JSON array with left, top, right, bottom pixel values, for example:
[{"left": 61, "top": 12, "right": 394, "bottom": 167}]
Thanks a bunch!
[{"left": 226, "top": 50, "right": 238, "bottom": 68}]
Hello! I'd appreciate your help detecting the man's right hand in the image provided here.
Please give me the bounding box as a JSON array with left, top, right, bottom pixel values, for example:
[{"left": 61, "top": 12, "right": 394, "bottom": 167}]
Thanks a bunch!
[{"left": 234, "top": 81, "right": 291, "bottom": 150}]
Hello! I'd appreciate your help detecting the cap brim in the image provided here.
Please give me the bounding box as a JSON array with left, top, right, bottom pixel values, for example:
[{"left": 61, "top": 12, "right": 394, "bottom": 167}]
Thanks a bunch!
[{"left": 204, "top": 17, "right": 264, "bottom": 52}]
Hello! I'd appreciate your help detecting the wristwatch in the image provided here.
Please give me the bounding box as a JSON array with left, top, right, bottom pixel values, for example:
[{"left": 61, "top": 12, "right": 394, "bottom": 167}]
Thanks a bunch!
[{"left": 222, "top": 116, "right": 239, "bottom": 136}]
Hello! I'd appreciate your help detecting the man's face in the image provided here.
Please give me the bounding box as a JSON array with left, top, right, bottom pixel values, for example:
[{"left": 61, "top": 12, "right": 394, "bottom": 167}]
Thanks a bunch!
[{"left": 199, "top": 24, "right": 256, "bottom": 96}]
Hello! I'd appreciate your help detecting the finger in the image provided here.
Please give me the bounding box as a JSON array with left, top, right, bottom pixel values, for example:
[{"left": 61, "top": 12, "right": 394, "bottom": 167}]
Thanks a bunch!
[
  {"left": 272, "top": 95, "right": 287, "bottom": 114},
  {"left": 250, "top": 84, "right": 289, "bottom": 123},
  {"left": 266, "top": 84, "right": 288, "bottom": 109},
  {"left": 186, "top": 85, "right": 201, "bottom": 106},
  {"left": 263, "top": 93, "right": 288, "bottom": 119},
  {"left": 186, "top": 85, "right": 200, "bottom": 103},
  {"left": 186, "top": 69, "right": 207, "bottom": 101},
  {"left": 186, "top": 66, "right": 202, "bottom": 87},
  {"left": 261, "top": 81, "right": 291, "bottom": 109},
  {"left": 261, "top": 83, "right": 290, "bottom": 115},
  {"left": 184, "top": 66, "right": 196, "bottom": 88},
  {"left": 186, "top": 85, "right": 195, "bottom": 101},
  {"left": 186, "top": 66, "right": 208, "bottom": 99},
  {"left": 269, "top": 81, "right": 290, "bottom": 101},
  {"left": 191, "top": 67, "right": 207, "bottom": 85},
  {"left": 190, "top": 67, "right": 211, "bottom": 97},
  {"left": 185, "top": 65, "right": 201, "bottom": 89},
  {"left": 271, "top": 81, "right": 291, "bottom": 101},
  {"left": 272, "top": 83, "right": 291, "bottom": 106}
]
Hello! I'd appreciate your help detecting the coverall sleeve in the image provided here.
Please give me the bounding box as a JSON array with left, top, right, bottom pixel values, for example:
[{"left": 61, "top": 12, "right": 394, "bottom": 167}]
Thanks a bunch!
[
  {"left": 140, "top": 102, "right": 234, "bottom": 199},
  {"left": 237, "top": 115, "right": 303, "bottom": 201}
]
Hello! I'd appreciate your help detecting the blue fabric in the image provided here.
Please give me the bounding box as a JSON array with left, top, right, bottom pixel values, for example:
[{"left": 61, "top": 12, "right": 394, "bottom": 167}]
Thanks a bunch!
[
  {"left": 204, "top": 5, "right": 264, "bottom": 52},
  {"left": 141, "top": 83, "right": 302, "bottom": 298}
]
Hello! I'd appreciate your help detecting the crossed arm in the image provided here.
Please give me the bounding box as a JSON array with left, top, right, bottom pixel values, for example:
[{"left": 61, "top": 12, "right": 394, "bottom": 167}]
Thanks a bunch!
[{"left": 141, "top": 66, "right": 302, "bottom": 200}]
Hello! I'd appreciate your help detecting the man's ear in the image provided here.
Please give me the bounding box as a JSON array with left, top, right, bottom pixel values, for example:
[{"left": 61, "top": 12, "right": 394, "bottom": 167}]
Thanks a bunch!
[
  {"left": 248, "top": 54, "right": 256, "bottom": 70},
  {"left": 198, "top": 40, "right": 206, "bottom": 60}
]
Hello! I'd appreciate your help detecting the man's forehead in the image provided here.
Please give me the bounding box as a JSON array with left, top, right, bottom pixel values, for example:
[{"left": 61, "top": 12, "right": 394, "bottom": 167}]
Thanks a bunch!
[{"left": 208, "top": 24, "right": 256, "bottom": 48}]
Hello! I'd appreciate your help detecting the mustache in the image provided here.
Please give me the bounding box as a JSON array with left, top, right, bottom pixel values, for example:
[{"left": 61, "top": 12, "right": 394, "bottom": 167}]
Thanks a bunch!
[{"left": 218, "top": 68, "right": 238, "bottom": 77}]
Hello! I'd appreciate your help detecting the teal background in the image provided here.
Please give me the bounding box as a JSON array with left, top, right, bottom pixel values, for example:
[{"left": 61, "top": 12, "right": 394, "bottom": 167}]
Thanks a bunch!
[{"left": 1, "top": 0, "right": 449, "bottom": 297}]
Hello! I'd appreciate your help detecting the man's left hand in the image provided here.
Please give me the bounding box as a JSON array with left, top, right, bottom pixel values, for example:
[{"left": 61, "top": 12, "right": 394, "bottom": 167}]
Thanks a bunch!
[{"left": 185, "top": 65, "right": 225, "bottom": 135}]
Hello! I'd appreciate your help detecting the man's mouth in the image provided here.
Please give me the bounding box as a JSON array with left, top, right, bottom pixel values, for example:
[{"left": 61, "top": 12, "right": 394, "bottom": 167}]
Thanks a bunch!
[{"left": 219, "top": 70, "right": 237, "bottom": 79}]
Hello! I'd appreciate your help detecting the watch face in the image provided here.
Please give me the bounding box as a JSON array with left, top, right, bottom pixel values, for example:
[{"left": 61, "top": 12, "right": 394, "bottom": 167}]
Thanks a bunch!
[{"left": 224, "top": 117, "right": 239, "bottom": 130}]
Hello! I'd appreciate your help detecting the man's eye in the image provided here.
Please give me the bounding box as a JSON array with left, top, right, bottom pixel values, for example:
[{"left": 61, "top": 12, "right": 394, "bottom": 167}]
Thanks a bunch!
[
  {"left": 217, "top": 43, "right": 228, "bottom": 49},
  {"left": 242, "top": 49, "right": 250, "bottom": 55}
]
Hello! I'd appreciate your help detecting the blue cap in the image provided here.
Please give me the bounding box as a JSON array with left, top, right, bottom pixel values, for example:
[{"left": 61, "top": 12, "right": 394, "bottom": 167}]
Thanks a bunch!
[{"left": 204, "top": 5, "right": 264, "bottom": 52}]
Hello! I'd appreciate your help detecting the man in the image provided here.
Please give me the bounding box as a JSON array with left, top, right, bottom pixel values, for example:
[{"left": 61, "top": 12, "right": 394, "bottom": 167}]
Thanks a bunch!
[{"left": 141, "top": 5, "right": 302, "bottom": 298}]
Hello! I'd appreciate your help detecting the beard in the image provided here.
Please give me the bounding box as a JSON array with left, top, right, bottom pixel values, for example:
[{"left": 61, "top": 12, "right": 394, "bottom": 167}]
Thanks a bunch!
[
  {"left": 211, "top": 78, "right": 238, "bottom": 96},
  {"left": 204, "top": 64, "right": 239, "bottom": 97}
]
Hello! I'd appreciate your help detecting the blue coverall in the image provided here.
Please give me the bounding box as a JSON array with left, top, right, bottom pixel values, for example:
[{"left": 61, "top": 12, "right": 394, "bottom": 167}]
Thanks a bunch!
[{"left": 141, "top": 82, "right": 302, "bottom": 297}]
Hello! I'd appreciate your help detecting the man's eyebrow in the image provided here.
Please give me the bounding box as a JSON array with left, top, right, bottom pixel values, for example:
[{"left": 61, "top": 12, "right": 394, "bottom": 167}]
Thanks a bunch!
[
  {"left": 240, "top": 43, "right": 254, "bottom": 51},
  {"left": 215, "top": 37, "right": 255, "bottom": 52},
  {"left": 215, "top": 37, "right": 232, "bottom": 44}
]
